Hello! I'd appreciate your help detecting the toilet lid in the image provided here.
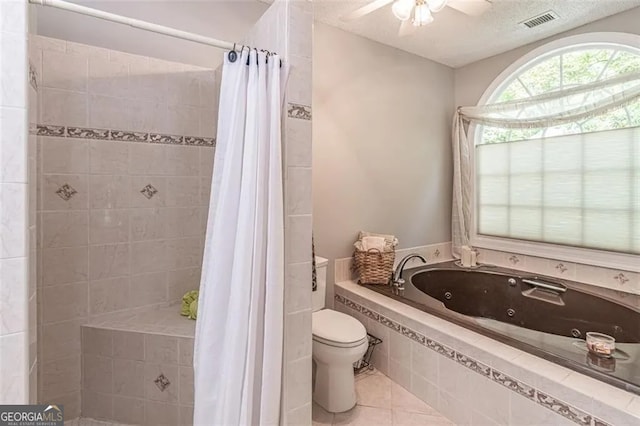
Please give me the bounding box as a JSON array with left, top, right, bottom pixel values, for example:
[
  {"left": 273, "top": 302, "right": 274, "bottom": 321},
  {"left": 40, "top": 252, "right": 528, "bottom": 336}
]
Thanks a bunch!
[{"left": 312, "top": 309, "right": 367, "bottom": 344}]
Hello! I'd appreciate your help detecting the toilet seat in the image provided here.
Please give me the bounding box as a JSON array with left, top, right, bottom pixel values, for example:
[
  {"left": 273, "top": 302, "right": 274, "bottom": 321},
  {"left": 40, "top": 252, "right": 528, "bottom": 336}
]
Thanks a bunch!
[{"left": 312, "top": 309, "right": 367, "bottom": 348}]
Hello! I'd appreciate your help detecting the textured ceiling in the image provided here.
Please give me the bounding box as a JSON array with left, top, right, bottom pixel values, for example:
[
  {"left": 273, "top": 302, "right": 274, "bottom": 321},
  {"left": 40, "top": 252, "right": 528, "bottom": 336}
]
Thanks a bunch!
[{"left": 313, "top": 0, "right": 640, "bottom": 68}]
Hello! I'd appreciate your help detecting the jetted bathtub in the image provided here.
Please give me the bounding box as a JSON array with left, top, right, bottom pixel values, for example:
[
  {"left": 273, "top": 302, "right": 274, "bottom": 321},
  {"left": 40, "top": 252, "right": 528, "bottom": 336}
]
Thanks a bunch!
[{"left": 363, "top": 261, "right": 640, "bottom": 394}]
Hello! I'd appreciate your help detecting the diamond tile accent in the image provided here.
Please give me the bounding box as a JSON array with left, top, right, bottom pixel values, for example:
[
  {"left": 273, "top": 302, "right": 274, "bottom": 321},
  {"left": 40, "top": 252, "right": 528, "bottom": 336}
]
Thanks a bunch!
[
  {"left": 56, "top": 184, "right": 78, "bottom": 201},
  {"left": 140, "top": 184, "right": 158, "bottom": 200},
  {"left": 613, "top": 273, "right": 629, "bottom": 284},
  {"left": 555, "top": 263, "right": 568, "bottom": 273},
  {"left": 154, "top": 373, "right": 171, "bottom": 392}
]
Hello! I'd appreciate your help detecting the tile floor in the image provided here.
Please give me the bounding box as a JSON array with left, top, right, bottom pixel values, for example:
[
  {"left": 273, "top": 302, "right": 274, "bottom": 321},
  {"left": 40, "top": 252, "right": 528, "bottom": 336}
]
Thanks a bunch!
[{"left": 313, "top": 368, "right": 454, "bottom": 426}]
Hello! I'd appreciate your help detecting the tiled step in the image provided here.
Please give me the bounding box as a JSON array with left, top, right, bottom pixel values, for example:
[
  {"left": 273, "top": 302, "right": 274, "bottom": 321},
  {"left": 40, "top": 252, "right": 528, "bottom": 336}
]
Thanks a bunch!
[{"left": 81, "top": 305, "right": 195, "bottom": 425}]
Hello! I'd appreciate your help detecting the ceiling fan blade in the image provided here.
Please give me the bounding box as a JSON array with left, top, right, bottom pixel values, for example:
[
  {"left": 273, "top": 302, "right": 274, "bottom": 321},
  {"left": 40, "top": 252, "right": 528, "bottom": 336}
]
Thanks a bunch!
[
  {"left": 340, "top": 0, "right": 394, "bottom": 22},
  {"left": 398, "top": 19, "right": 418, "bottom": 37},
  {"left": 447, "top": 0, "right": 492, "bottom": 16}
]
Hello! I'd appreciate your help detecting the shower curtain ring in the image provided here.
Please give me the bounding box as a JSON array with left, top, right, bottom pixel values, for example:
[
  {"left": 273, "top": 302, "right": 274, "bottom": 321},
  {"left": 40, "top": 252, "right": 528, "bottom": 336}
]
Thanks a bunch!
[{"left": 228, "top": 43, "right": 238, "bottom": 62}]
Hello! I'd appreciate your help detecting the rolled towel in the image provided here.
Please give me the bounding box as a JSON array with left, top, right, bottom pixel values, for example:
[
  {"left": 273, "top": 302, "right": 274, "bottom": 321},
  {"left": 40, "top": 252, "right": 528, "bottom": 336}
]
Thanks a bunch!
[
  {"left": 188, "top": 299, "right": 198, "bottom": 320},
  {"left": 362, "top": 236, "right": 386, "bottom": 251},
  {"left": 359, "top": 231, "right": 398, "bottom": 250},
  {"left": 181, "top": 290, "right": 199, "bottom": 318}
]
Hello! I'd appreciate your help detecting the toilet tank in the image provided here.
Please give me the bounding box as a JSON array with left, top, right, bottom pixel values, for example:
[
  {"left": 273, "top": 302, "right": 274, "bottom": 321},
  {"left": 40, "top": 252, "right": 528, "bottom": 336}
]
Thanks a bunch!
[{"left": 312, "top": 256, "right": 329, "bottom": 312}]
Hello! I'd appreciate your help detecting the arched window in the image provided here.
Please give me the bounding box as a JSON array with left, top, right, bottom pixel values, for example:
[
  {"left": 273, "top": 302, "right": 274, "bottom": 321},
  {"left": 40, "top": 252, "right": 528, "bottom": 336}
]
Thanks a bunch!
[{"left": 474, "top": 35, "right": 640, "bottom": 258}]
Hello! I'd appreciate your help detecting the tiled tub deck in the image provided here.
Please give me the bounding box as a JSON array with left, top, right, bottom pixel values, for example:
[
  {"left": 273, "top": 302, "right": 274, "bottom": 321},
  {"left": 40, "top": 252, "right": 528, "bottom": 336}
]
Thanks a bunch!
[
  {"left": 81, "top": 305, "right": 195, "bottom": 425},
  {"left": 335, "top": 280, "right": 640, "bottom": 426}
]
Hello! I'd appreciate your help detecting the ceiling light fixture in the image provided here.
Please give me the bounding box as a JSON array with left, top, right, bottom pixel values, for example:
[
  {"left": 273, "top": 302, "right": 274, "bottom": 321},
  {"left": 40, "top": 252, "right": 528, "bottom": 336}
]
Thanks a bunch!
[
  {"left": 426, "top": 0, "right": 448, "bottom": 13},
  {"left": 392, "top": 0, "right": 413, "bottom": 21},
  {"left": 413, "top": 0, "right": 434, "bottom": 26},
  {"left": 391, "top": 0, "right": 450, "bottom": 26}
]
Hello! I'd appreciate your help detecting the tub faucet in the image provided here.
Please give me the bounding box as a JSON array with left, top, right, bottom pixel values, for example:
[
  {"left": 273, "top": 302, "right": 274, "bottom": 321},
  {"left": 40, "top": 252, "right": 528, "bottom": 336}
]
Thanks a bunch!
[{"left": 391, "top": 254, "right": 427, "bottom": 295}]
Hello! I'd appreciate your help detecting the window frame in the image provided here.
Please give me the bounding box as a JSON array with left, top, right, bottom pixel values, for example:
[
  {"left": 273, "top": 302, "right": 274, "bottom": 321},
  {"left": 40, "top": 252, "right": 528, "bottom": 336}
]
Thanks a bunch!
[{"left": 468, "top": 32, "right": 640, "bottom": 273}]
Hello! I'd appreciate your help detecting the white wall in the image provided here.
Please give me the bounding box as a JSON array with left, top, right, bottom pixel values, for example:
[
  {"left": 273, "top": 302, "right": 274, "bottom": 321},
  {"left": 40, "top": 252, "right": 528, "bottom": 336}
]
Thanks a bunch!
[
  {"left": 454, "top": 6, "right": 640, "bottom": 107},
  {"left": 313, "top": 23, "right": 454, "bottom": 264},
  {"left": 0, "top": 0, "right": 30, "bottom": 405}
]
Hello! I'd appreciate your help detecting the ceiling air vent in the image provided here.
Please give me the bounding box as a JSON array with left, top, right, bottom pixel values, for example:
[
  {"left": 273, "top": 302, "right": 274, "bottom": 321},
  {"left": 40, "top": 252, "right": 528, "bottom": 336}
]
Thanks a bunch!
[{"left": 521, "top": 11, "right": 559, "bottom": 29}]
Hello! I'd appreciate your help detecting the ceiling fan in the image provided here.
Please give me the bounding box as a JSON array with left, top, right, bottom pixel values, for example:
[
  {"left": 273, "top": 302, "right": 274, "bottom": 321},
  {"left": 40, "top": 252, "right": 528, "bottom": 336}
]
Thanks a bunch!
[{"left": 341, "top": 0, "right": 492, "bottom": 34}]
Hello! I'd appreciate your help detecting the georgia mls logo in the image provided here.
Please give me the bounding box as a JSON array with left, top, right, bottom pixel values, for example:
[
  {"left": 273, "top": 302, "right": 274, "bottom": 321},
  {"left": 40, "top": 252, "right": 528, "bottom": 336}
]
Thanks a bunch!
[
  {"left": 43, "top": 406, "right": 62, "bottom": 419},
  {"left": 0, "top": 404, "right": 64, "bottom": 426}
]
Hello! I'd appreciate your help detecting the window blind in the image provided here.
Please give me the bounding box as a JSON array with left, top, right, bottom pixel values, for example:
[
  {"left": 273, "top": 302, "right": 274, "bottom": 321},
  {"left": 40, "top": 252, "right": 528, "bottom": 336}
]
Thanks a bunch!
[{"left": 476, "top": 126, "right": 640, "bottom": 254}]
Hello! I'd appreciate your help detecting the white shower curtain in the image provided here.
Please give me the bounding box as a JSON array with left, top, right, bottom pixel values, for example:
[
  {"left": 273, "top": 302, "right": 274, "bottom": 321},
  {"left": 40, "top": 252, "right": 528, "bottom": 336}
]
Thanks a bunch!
[{"left": 194, "top": 49, "right": 284, "bottom": 426}]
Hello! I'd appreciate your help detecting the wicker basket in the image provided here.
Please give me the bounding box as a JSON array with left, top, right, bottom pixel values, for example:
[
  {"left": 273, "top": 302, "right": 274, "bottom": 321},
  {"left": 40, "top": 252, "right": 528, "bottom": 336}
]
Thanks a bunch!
[{"left": 353, "top": 248, "right": 395, "bottom": 285}]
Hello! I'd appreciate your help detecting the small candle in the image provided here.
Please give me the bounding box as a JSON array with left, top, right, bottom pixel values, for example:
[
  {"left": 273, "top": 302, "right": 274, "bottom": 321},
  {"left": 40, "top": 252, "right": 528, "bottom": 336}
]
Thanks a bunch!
[
  {"left": 586, "top": 332, "right": 615, "bottom": 357},
  {"left": 461, "top": 246, "right": 472, "bottom": 267}
]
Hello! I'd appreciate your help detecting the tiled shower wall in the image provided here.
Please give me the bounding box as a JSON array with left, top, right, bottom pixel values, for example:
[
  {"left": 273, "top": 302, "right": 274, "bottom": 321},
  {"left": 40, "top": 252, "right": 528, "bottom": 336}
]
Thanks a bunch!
[
  {"left": 30, "top": 35, "right": 218, "bottom": 418},
  {"left": 0, "top": 0, "right": 32, "bottom": 405},
  {"left": 243, "top": 0, "right": 314, "bottom": 423}
]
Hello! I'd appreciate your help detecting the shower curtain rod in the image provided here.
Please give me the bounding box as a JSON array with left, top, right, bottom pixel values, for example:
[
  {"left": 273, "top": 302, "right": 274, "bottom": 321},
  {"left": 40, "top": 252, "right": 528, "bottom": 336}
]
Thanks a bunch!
[{"left": 29, "top": 0, "right": 277, "bottom": 56}]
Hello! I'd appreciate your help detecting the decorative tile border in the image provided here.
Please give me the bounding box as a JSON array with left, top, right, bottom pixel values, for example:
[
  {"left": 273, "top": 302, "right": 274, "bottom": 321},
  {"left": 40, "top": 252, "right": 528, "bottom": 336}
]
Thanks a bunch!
[
  {"left": 67, "top": 127, "right": 109, "bottom": 140},
  {"left": 491, "top": 369, "right": 535, "bottom": 400},
  {"left": 35, "top": 124, "right": 216, "bottom": 147},
  {"left": 184, "top": 136, "right": 216, "bottom": 146},
  {"left": 335, "top": 293, "right": 614, "bottom": 426},
  {"left": 287, "top": 103, "right": 311, "bottom": 120},
  {"left": 401, "top": 326, "right": 426, "bottom": 345},
  {"left": 457, "top": 352, "right": 491, "bottom": 378},
  {"left": 537, "top": 391, "right": 591, "bottom": 426},
  {"left": 37, "top": 125, "right": 65, "bottom": 137},
  {"left": 29, "top": 63, "right": 38, "bottom": 91},
  {"left": 149, "top": 133, "right": 183, "bottom": 145},
  {"left": 111, "top": 130, "right": 148, "bottom": 142}
]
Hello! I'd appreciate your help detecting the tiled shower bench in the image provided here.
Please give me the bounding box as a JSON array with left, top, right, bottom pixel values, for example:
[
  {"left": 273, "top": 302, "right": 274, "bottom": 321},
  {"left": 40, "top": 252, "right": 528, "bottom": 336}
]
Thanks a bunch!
[{"left": 80, "top": 305, "right": 195, "bottom": 425}]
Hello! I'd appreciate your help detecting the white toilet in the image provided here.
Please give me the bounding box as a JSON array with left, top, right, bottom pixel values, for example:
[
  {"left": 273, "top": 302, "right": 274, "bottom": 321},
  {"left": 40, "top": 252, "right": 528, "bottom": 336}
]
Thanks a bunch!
[{"left": 312, "top": 256, "right": 368, "bottom": 413}]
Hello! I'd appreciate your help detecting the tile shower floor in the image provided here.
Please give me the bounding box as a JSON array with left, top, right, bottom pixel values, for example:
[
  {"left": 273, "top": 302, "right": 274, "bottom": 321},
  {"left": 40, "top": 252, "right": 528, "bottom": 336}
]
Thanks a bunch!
[
  {"left": 65, "top": 419, "right": 127, "bottom": 426},
  {"left": 313, "top": 368, "right": 454, "bottom": 426}
]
